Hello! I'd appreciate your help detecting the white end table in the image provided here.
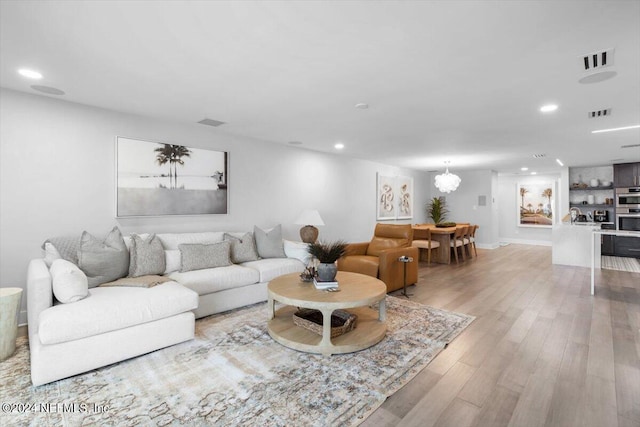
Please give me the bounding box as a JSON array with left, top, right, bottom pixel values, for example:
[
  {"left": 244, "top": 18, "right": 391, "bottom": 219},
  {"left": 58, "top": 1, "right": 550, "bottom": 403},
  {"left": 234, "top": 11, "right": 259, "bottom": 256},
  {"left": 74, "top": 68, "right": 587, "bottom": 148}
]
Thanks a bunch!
[{"left": 0, "top": 287, "right": 23, "bottom": 361}]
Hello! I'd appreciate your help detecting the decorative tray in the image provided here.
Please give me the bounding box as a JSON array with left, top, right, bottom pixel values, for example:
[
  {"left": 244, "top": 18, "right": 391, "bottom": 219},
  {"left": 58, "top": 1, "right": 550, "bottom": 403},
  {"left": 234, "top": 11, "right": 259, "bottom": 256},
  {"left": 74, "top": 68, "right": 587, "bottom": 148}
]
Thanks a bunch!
[{"left": 292, "top": 308, "right": 357, "bottom": 338}]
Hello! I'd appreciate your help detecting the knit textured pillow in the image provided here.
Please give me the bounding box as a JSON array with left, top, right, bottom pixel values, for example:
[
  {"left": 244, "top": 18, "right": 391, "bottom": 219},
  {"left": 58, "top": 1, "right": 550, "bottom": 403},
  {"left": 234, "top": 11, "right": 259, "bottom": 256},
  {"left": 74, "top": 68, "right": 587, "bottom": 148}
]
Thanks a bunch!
[
  {"left": 224, "top": 232, "right": 259, "bottom": 263},
  {"left": 128, "top": 234, "right": 166, "bottom": 278},
  {"left": 179, "top": 241, "right": 231, "bottom": 272}
]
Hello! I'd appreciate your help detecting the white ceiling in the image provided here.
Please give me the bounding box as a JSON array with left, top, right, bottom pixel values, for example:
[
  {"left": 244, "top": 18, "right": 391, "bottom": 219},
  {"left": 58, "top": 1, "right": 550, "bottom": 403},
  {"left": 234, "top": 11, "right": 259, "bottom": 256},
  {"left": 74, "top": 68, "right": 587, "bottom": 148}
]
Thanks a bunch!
[{"left": 1, "top": 1, "right": 639, "bottom": 174}]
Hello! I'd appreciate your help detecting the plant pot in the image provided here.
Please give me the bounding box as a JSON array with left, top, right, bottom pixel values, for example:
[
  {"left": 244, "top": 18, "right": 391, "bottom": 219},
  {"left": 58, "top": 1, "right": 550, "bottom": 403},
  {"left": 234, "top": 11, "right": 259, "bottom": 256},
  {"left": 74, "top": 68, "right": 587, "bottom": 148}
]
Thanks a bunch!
[{"left": 317, "top": 262, "right": 337, "bottom": 282}]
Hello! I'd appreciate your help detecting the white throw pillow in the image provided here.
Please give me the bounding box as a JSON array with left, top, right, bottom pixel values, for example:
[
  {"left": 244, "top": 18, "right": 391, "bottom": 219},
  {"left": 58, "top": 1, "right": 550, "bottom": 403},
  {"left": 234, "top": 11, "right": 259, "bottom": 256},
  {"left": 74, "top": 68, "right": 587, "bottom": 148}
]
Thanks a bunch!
[
  {"left": 50, "top": 259, "right": 89, "bottom": 304},
  {"left": 284, "top": 240, "right": 311, "bottom": 264},
  {"left": 43, "top": 242, "right": 62, "bottom": 267}
]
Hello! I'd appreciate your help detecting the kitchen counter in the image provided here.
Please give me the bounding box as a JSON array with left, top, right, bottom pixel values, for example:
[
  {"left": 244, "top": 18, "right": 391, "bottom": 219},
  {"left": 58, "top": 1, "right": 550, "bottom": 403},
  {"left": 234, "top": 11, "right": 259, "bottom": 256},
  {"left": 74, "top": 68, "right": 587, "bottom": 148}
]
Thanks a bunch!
[{"left": 552, "top": 223, "right": 602, "bottom": 268}]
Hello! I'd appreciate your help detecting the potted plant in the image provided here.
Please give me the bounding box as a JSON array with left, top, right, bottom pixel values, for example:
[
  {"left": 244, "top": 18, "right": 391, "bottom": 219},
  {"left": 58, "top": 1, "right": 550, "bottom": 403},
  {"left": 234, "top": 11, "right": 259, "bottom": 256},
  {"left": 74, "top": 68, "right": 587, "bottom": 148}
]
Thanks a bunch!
[
  {"left": 427, "top": 196, "right": 450, "bottom": 224},
  {"left": 307, "top": 240, "right": 347, "bottom": 282}
]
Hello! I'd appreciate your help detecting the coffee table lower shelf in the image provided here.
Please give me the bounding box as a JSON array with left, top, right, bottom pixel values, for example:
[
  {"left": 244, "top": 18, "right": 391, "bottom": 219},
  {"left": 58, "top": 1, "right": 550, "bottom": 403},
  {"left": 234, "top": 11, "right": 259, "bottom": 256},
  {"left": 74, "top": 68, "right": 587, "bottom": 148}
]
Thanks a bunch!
[{"left": 268, "top": 305, "right": 386, "bottom": 356}]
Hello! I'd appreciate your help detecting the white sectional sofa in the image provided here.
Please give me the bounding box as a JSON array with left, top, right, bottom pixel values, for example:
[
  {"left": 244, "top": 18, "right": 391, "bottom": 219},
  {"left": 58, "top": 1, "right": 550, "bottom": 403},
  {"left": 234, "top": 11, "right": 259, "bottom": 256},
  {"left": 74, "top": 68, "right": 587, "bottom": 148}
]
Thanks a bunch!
[{"left": 27, "top": 230, "right": 306, "bottom": 386}]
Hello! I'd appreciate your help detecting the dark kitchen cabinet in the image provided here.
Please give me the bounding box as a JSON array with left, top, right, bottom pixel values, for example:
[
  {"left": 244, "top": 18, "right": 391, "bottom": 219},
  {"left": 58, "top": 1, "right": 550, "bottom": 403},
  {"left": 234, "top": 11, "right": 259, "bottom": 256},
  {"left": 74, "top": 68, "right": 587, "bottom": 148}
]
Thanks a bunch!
[
  {"left": 602, "top": 235, "right": 615, "bottom": 256},
  {"left": 614, "top": 162, "right": 640, "bottom": 187},
  {"left": 614, "top": 236, "right": 640, "bottom": 258}
]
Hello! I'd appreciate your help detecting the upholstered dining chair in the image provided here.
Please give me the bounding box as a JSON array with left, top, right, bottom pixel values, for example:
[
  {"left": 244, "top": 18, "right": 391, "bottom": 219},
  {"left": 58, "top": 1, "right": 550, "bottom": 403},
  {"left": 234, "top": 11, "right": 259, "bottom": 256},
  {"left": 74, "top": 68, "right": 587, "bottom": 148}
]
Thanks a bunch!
[
  {"left": 449, "top": 226, "right": 467, "bottom": 264},
  {"left": 411, "top": 228, "right": 440, "bottom": 265},
  {"left": 337, "top": 223, "right": 418, "bottom": 293}
]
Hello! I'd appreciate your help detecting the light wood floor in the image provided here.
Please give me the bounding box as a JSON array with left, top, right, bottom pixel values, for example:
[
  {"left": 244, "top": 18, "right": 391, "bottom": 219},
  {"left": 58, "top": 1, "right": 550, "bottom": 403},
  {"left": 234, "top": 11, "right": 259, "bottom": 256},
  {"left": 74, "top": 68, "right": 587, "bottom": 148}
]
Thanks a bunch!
[{"left": 362, "top": 244, "right": 640, "bottom": 427}]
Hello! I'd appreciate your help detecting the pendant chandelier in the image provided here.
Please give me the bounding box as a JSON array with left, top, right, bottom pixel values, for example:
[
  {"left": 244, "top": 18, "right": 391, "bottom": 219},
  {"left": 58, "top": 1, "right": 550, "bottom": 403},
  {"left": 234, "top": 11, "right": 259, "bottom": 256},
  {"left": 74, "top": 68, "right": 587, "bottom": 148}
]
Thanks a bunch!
[{"left": 434, "top": 162, "right": 461, "bottom": 193}]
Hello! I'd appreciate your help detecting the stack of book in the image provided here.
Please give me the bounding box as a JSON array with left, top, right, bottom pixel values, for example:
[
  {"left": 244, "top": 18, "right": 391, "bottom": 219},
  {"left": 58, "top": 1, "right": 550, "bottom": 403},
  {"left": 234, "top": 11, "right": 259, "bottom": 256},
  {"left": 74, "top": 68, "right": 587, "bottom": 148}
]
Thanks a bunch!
[{"left": 313, "top": 277, "right": 339, "bottom": 290}]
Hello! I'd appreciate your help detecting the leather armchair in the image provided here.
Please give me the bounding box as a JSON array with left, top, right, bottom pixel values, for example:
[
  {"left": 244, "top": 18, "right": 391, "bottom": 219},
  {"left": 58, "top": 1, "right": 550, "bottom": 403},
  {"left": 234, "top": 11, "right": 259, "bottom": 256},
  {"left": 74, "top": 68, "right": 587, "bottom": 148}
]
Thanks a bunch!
[{"left": 337, "top": 223, "right": 419, "bottom": 293}]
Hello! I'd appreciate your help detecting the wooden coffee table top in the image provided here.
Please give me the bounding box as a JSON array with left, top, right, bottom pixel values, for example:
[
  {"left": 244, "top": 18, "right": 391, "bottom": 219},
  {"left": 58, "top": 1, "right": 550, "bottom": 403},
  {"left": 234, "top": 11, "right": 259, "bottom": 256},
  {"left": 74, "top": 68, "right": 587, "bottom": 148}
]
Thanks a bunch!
[{"left": 268, "top": 271, "right": 386, "bottom": 310}]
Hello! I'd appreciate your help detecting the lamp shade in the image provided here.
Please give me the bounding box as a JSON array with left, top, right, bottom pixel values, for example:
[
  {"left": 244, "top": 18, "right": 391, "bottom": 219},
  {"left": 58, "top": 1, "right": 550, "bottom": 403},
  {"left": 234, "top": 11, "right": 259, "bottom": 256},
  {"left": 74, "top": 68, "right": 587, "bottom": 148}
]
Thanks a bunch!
[
  {"left": 434, "top": 168, "right": 461, "bottom": 193},
  {"left": 294, "top": 210, "right": 325, "bottom": 226}
]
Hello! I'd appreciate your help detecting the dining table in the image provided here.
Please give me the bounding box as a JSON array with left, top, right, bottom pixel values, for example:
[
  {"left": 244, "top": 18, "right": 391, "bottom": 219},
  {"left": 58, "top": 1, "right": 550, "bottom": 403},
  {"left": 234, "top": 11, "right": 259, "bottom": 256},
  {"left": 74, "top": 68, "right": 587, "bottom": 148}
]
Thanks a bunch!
[{"left": 412, "top": 223, "right": 475, "bottom": 264}]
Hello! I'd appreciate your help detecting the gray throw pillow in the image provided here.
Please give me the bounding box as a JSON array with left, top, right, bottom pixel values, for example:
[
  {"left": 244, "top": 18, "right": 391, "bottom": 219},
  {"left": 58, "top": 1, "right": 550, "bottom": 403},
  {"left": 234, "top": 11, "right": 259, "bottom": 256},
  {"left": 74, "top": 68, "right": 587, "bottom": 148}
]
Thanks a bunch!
[
  {"left": 78, "top": 227, "right": 129, "bottom": 288},
  {"left": 42, "top": 235, "right": 80, "bottom": 265},
  {"left": 224, "top": 232, "right": 259, "bottom": 263},
  {"left": 254, "top": 225, "right": 286, "bottom": 259},
  {"left": 129, "top": 234, "right": 166, "bottom": 277},
  {"left": 179, "top": 241, "right": 231, "bottom": 272}
]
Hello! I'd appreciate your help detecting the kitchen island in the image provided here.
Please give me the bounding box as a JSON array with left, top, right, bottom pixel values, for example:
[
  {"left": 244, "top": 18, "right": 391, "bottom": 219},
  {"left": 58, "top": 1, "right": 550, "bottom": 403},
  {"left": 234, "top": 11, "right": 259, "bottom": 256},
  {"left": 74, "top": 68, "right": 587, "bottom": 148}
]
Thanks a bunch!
[{"left": 552, "top": 222, "right": 602, "bottom": 268}]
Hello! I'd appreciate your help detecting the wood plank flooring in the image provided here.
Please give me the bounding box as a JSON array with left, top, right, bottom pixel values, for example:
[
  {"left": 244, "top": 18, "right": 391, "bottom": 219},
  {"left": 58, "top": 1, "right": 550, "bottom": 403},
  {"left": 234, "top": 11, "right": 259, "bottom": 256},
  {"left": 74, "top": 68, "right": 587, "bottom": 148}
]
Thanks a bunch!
[{"left": 362, "top": 244, "right": 640, "bottom": 427}]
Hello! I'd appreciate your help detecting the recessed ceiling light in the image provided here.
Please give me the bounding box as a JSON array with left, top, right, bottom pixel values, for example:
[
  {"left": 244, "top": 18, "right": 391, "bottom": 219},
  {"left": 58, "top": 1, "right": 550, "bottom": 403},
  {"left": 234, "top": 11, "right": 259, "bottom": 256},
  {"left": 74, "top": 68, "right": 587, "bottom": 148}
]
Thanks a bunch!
[
  {"left": 18, "top": 68, "right": 43, "bottom": 79},
  {"left": 334, "top": 143, "right": 345, "bottom": 150},
  {"left": 521, "top": 167, "right": 529, "bottom": 171},
  {"left": 556, "top": 159, "right": 564, "bottom": 166},
  {"left": 592, "top": 124, "right": 640, "bottom": 134},
  {"left": 354, "top": 103, "right": 369, "bottom": 109},
  {"left": 540, "top": 104, "right": 558, "bottom": 113},
  {"left": 531, "top": 172, "right": 537, "bottom": 175}
]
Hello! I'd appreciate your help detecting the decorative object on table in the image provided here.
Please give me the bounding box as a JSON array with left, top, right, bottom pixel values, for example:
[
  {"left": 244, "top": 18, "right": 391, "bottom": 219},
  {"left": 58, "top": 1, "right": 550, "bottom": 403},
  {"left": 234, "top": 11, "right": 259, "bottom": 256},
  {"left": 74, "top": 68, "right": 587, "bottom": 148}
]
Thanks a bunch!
[
  {"left": 299, "top": 265, "right": 317, "bottom": 282},
  {"left": 376, "top": 173, "right": 414, "bottom": 220},
  {"left": 294, "top": 209, "right": 325, "bottom": 243},
  {"left": 517, "top": 182, "right": 554, "bottom": 227},
  {"left": 312, "top": 277, "right": 338, "bottom": 289},
  {"left": 307, "top": 240, "right": 347, "bottom": 282},
  {"left": 116, "top": 137, "right": 228, "bottom": 217},
  {"left": 292, "top": 308, "right": 357, "bottom": 337},
  {"left": 427, "top": 196, "right": 449, "bottom": 224},
  {"left": 0, "top": 287, "right": 23, "bottom": 361},
  {"left": 434, "top": 161, "right": 461, "bottom": 193},
  {"left": 435, "top": 221, "right": 457, "bottom": 228}
]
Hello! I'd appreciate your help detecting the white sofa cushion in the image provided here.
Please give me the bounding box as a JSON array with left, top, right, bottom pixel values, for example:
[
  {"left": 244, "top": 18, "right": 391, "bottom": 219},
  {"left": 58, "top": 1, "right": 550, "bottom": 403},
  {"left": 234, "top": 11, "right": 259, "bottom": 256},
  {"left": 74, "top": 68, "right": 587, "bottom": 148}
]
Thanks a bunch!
[
  {"left": 240, "top": 258, "right": 305, "bottom": 283},
  {"left": 169, "top": 265, "right": 259, "bottom": 295},
  {"left": 50, "top": 259, "right": 89, "bottom": 303},
  {"left": 156, "top": 232, "right": 224, "bottom": 250},
  {"left": 38, "top": 281, "right": 198, "bottom": 345}
]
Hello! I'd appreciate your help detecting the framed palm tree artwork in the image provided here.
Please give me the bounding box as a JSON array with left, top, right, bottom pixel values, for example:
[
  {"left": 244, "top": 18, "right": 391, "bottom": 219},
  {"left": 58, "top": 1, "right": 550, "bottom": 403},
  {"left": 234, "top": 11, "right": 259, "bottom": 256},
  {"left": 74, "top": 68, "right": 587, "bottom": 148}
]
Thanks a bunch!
[
  {"left": 116, "top": 137, "right": 228, "bottom": 217},
  {"left": 517, "top": 181, "right": 554, "bottom": 227}
]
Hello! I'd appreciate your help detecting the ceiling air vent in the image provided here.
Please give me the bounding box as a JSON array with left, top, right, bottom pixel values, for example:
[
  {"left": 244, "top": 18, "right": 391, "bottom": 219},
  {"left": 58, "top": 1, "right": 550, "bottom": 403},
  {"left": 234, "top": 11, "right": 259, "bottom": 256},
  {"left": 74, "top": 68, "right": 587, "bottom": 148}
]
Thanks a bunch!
[
  {"left": 588, "top": 108, "right": 612, "bottom": 118},
  {"left": 581, "top": 48, "right": 614, "bottom": 71},
  {"left": 198, "top": 118, "right": 226, "bottom": 127},
  {"left": 533, "top": 154, "right": 546, "bottom": 159}
]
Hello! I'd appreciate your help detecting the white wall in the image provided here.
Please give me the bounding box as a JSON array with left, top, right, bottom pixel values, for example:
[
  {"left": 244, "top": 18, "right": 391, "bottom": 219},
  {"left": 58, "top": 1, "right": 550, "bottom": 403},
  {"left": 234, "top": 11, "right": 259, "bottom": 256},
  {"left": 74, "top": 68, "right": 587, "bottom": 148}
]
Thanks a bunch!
[
  {"left": 429, "top": 169, "right": 500, "bottom": 249},
  {"left": 0, "top": 89, "right": 431, "bottom": 324},
  {"left": 497, "top": 173, "right": 561, "bottom": 245}
]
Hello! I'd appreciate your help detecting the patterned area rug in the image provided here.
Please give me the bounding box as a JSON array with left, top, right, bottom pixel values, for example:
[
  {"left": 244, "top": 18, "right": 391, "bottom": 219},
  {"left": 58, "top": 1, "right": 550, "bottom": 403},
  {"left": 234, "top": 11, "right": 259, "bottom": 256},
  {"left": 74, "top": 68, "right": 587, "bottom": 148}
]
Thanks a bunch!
[
  {"left": 0, "top": 296, "right": 473, "bottom": 426},
  {"left": 602, "top": 256, "right": 640, "bottom": 273}
]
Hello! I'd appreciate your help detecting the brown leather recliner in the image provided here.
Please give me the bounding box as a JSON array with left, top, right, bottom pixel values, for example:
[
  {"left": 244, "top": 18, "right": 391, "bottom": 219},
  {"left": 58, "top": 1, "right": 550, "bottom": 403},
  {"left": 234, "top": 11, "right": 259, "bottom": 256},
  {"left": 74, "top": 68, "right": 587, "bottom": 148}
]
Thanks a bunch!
[{"left": 337, "top": 223, "right": 419, "bottom": 293}]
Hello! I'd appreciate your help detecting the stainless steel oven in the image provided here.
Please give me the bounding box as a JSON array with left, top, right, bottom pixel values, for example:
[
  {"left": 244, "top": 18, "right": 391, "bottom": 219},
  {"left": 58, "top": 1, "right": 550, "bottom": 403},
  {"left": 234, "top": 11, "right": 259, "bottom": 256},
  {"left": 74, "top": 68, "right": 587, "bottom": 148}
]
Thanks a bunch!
[
  {"left": 617, "top": 210, "right": 640, "bottom": 231},
  {"left": 616, "top": 187, "right": 640, "bottom": 208}
]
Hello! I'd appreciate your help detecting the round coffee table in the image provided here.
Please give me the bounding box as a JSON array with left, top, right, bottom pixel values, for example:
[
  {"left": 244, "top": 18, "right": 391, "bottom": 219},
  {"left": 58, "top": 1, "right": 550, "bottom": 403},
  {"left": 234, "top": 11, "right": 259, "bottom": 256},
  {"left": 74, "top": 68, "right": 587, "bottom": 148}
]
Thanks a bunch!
[{"left": 267, "top": 271, "right": 387, "bottom": 356}]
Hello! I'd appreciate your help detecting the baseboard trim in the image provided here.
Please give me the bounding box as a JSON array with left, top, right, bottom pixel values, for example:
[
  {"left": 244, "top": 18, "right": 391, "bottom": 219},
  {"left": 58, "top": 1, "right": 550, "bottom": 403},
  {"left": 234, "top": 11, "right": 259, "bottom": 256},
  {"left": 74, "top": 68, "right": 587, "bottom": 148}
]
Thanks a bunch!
[
  {"left": 498, "top": 238, "right": 552, "bottom": 247},
  {"left": 477, "top": 243, "right": 500, "bottom": 250}
]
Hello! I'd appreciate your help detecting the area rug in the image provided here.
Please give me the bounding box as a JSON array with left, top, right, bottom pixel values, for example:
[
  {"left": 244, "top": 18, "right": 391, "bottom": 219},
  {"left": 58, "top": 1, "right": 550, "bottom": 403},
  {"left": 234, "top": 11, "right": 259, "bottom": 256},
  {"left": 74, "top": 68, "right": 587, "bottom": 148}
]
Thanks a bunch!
[
  {"left": 602, "top": 255, "right": 640, "bottom": 273},
  {"left": 0, "top": 296, "right": 473, "bottom": 427}
]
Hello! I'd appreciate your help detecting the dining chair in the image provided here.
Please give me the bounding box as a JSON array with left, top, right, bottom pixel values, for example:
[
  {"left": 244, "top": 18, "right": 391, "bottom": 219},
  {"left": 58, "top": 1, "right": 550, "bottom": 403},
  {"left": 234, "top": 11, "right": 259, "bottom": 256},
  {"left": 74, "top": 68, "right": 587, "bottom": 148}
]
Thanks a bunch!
[
  {"left": 462, "top": 225, "right": 474, "bottom": 258},
  {"left": 411, "top": 228, "right": 441, "bottom": 265},
  {"left": 467, "top": 225, "right": 478, "bottom": 257},
  {"left": 449, "top": 226, "right": 467, "bottom": 264}
]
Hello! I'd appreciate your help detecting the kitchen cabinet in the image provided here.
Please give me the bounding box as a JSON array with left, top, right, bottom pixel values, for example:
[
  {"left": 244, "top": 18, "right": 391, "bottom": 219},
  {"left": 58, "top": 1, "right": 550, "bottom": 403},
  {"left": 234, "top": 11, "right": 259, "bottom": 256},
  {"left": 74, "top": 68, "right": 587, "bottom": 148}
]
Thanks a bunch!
[
  {"left": 602, "top": 235, "right": 615, "bottom": 256},
  {"left": 614, "top": 162, "right": 640, "bottom": 187},
  {"left": 614, "top": 236, "right": 640, "bottom": 258}
]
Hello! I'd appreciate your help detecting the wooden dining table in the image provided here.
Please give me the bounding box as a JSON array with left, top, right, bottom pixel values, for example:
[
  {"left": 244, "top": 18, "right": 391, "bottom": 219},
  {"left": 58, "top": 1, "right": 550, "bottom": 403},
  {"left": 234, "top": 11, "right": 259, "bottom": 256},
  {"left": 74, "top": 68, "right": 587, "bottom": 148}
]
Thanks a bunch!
[{"left": 412, "top": 224, "right": 475, "bottom": 264}]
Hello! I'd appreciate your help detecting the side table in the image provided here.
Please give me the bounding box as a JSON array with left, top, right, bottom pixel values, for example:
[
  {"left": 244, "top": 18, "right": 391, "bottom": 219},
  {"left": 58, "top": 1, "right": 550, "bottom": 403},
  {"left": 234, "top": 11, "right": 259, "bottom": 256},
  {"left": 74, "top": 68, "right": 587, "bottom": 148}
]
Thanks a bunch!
[{"left": 0, "top": 287, "right": 23, "bottom": 361}]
